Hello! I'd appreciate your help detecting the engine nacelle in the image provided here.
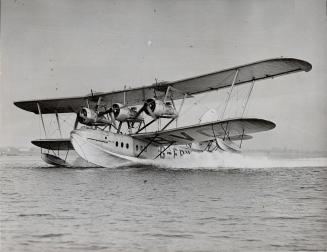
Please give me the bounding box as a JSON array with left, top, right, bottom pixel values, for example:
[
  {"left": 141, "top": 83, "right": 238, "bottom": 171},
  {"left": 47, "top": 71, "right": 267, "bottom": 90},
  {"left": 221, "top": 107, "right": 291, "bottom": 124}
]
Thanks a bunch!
[
  {"left": 145, "top": 98, "right": 178, "bottom": 118},
  {"left": 112, "top": 103, "right": 143, "bottom": 122},
  {"left": 77, "top": 107, "right": 110, "bottom": 126}
]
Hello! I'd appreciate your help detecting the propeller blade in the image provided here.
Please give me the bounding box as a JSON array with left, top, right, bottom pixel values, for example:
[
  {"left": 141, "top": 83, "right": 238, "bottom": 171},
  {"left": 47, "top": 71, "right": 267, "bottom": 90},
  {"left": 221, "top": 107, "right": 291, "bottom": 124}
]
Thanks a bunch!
[
  {"left": 135, "top": 103, "right": 147, "bottom": 118},
  {"left": 98, "top": 107, "right": 112, "bottom": 117},
  {"left": 109, "top": 111, "right": 117, "bottom": 129},
  {"left": 145, "top": 99, "right": 157, "bottom": 119},
  {"left": 97, "top": 107, "right": 117, "bottom": 129}
]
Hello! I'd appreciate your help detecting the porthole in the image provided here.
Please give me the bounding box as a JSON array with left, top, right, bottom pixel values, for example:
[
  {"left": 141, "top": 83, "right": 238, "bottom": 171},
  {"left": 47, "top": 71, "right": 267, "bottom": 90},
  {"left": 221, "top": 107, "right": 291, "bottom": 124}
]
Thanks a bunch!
[
  {"left": 126, "top": 143, "right": 129, "bottom": 149},
  {"left": 121, "top": 142, "right": 124, "bottom": 148},
  {"left": 115, "top": 141, "right": 118, "bottom": 147}
]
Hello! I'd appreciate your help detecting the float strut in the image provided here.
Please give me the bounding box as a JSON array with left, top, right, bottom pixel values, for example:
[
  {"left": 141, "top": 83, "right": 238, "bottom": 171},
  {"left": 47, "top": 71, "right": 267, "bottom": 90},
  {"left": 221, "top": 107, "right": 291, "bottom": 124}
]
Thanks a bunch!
[
  {"left": 64, "top": 149, "right": 70, "bottom": 161},
  {"left": 239, "top": 129, "right": 245, "bottom": 148}
]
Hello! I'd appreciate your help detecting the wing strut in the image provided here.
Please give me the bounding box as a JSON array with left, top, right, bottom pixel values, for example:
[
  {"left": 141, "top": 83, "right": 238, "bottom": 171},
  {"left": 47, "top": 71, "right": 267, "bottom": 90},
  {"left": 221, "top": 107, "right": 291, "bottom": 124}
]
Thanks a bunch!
[
  {"left": 241, "top": 79, "right": 255, "bottom": 117},
  {"left": 176, "top": 93, "right": 187, "bottom": 128},
  {"left": 37, "top": 102, "right": 47, "bottom": 137},
  {"left": 55, "top": 111, "right": 63, "bottom": 138},
  {"left": 220, "top": 69, "right": 239, "bottom": 120}
]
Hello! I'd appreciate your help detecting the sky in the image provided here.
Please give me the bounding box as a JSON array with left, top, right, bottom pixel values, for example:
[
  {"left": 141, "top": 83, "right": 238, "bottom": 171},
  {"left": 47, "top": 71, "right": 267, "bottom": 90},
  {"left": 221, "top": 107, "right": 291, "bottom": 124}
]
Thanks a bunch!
[{"left": 1, "top": 0, "right": 326, "bottom": 151}]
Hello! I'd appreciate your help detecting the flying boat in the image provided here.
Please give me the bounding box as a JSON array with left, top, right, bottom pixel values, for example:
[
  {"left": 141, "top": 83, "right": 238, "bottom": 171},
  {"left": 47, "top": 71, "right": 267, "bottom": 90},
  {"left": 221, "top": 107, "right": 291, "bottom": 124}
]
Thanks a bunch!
[{"left": 14, "top": 58, "right": 312, "bottom": 168}]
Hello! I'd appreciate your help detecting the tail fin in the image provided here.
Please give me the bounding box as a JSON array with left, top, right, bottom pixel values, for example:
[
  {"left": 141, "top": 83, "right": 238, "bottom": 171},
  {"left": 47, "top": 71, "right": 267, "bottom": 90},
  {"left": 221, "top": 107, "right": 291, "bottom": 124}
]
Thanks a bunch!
[{"left": 198, "top": 108, "right": 218, "bottom": 124}]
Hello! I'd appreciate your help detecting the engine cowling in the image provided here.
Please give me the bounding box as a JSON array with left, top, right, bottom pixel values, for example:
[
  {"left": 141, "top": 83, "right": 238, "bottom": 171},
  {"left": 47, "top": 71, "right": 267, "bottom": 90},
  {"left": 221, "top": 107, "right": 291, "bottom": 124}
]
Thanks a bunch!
[
  {"left": 144, "top": 98, "right": 177, "bottom": 118},
  {"left": 77, "top": 107, "right": 111, "bottom": 126},
  {"left": 112, "top": 103, "right": 143, "bottom": 122}
]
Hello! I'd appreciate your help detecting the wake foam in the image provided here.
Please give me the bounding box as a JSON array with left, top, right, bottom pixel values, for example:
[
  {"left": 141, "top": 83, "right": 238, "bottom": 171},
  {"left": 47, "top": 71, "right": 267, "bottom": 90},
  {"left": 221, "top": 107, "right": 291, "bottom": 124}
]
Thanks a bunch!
[{"left": 125, "top": 152, "right": 327, "bottom": 170}]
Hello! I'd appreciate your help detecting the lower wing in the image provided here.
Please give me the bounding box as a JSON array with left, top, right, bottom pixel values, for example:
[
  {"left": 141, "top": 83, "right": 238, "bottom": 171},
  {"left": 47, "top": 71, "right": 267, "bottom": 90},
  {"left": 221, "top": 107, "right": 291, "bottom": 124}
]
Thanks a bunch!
[
  {"left": 131, "top": 117, "right": 275, "bottom": 145},
  {"left": 31, "top": 139, "right": 74, "bottom": 150}
]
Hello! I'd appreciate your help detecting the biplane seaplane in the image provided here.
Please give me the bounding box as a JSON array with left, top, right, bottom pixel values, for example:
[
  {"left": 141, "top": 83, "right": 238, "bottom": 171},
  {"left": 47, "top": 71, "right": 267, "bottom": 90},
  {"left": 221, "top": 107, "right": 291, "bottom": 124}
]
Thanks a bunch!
[{"left": 14, "top": 58, "right": 311, "bottom": 168}]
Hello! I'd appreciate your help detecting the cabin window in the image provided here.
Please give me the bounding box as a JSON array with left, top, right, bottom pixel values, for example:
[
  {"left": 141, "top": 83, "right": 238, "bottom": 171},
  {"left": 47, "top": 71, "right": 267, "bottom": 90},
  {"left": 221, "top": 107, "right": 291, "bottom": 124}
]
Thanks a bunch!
[
  {"left": 126, "top": 143, "right": 129, "bottom": 149},
  {"left": 136, "top": 145, "right": 138, "bottom": 151},
  {"left": 115, "top": 141, "right": 118, "bottom": 147},
  {"left": 121, "top": 142, "right": 124, "bottom": 148}
]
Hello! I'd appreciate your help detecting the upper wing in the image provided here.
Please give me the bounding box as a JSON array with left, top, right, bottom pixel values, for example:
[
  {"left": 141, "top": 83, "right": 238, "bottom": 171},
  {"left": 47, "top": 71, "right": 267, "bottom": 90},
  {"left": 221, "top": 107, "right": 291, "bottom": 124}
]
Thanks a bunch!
[
  {"left": 131, "top": 118, "right": 275, "bottom": 145},
  {"left": 15, "top": 96, "right": 90, "bottom": 114},
  {"left": 168, "top": 57, "right": 311, "bottom": 97},
  {"left": 14, "top": 58, "right": 311, "bottom": 114}
]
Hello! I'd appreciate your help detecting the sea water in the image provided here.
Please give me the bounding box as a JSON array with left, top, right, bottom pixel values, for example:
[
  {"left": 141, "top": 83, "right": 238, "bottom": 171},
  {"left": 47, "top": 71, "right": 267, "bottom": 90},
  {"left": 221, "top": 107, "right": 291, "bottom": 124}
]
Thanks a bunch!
[{"left": 1, "top": 153, "right": 327, "bottom": 251}]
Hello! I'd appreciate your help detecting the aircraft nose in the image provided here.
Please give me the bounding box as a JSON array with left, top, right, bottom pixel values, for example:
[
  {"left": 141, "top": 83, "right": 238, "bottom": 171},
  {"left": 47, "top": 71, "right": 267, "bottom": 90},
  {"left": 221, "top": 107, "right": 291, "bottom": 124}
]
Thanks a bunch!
[
  {"left": 70, "top": 132, "right": 85, "bottom": 160},
  {"left": 70, "top": 130, "right": 80, "bottom": 139}
]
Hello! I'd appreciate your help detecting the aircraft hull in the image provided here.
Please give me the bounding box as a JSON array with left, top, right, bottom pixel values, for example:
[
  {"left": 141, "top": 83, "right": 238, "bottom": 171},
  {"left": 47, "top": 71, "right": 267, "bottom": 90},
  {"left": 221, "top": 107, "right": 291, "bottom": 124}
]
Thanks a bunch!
[
  {"left": 71, "top": 132, "right": 135, "bottom": 168},
  {"left": 70, "top": 128, "right": 158, "bottom": 167},
  {"left": 70, "top": 128, "right": 192, "bottom": 168}
]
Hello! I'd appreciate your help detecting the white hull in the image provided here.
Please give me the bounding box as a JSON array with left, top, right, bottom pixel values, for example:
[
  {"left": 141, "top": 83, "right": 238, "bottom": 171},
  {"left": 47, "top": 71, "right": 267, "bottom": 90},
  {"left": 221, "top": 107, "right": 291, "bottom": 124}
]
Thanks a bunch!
[
  {"left": 71, "top": 131, "right": 137, "bottom": 168},
  {"left": 70, "top": 128, "right": 192, "bottom": 168}
]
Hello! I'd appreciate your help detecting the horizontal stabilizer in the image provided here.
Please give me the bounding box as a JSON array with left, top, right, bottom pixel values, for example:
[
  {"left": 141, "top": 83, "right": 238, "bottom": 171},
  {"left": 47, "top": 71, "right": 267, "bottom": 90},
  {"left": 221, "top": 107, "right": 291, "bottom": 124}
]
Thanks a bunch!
[{"left": 32, "top": 139, "right": 74, "bottom": 150}]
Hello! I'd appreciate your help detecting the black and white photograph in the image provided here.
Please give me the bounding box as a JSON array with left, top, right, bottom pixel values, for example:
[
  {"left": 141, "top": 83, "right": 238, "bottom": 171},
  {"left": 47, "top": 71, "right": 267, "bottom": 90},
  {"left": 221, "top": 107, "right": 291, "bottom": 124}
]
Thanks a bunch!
[{"left": 1, "top": 0, "right": 327, "bottom": 251}]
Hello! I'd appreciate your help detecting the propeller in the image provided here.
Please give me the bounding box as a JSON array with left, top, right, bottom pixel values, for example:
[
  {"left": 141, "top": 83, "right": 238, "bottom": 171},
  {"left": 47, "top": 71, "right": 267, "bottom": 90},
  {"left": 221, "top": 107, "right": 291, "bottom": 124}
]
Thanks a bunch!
[
  {"left": 112, "top": 103, "right": 121, "bottom": 118},
  {"left": 93, "top": 96, "right": 118, "bottom": 128},
  {"left": 135, "top": 99, "right": 156, "bottom": 119},
  {"left": 75, "top": 94, "right": 117, "bottom": 129}
]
